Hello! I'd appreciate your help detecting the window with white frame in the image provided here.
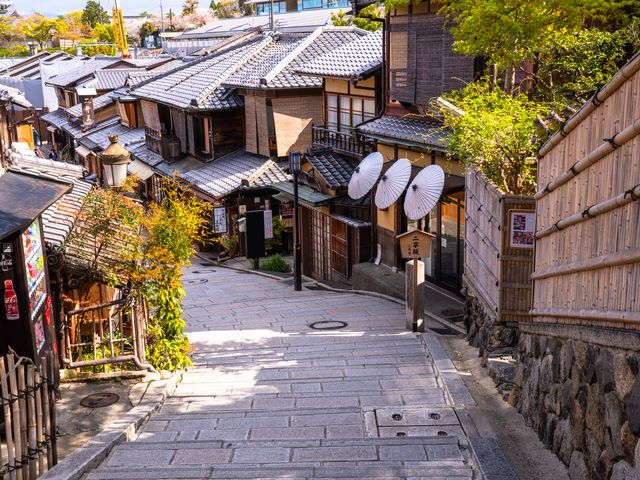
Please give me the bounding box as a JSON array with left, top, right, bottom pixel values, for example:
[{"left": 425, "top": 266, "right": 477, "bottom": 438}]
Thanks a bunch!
[{"left": 326, "top": 94, "right": 376, "bottom": 134}]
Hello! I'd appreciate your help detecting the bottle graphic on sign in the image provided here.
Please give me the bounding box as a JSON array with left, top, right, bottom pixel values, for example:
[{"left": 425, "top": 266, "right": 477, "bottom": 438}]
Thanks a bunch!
[{"left": 4, "top": 279, "right": 20, "bottom": 320}]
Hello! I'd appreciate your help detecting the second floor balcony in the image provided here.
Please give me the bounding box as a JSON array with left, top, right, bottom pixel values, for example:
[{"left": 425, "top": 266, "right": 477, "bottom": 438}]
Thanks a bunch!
[{"left": 312, "top": 125, "right": 375, "bottom": 158}]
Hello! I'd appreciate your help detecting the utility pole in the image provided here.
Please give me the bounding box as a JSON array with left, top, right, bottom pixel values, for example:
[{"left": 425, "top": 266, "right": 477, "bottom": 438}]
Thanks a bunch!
[
  {"left": 169, "top": 9, "right": 173, "bottom": 31},
  {"left": 269, "top": 0, "right": 274, "bottom": 31},
  {"left": 160, "top": 0, "right": 165, "bottom": 33}
]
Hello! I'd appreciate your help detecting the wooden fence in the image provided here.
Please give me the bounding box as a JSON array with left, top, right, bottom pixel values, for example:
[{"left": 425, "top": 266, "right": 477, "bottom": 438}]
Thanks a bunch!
[
  {"left": 0, "top": 352, "right": 57, "bottom": 480},
  {"left": 533, "top": 51, "right": 640, "bottom": 331},
  {"left": 464, "top": 167, "right": 535, "bottom": 324}
]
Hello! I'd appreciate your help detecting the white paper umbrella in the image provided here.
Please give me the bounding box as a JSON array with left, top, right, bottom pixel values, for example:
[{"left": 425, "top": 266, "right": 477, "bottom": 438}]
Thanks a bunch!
[
  {"left": 404, "top": 165, "right": 445, "bottom": 220},
  {"left": 375, "top": 157, "right": 412, "bottom": 209},
  {"left": 348, "top": 151, "right": 383, "bottom": 199}
]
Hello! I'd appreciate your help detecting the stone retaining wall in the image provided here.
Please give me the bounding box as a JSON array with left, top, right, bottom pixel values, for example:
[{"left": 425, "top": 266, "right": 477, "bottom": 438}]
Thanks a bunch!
[
  {"left": 511, "top": 326, "right": 640, "bottom": 479},
  {"left": 463, "top": 279, "right": 518, "bottom": 357}
]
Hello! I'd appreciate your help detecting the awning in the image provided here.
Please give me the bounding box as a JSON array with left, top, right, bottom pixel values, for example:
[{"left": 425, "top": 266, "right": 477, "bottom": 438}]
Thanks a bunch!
[
  {"left": 127, "top": 159, "right": 154, "bottom": 180},
  {"left": 270, "top": 181, "right": 333, "bottom": 208},
  {"left": 0, "top": 171, "right": 72, "bottom": 239},
  {"left": 75, "top": 145, "right": 93, "bottom": 158}
]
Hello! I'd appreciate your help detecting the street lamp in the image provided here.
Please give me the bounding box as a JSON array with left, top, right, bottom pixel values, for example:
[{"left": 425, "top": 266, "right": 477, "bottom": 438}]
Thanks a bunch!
[
  {"left": 100, "top": 135, "right": 131, "bottom": 188},
  {"left": 289, "top": 151, "right": 302, "bottom": 291}
]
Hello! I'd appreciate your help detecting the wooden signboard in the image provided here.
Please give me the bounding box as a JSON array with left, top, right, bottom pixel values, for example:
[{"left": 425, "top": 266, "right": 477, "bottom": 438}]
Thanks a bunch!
[
  {"left": 396, "top": 230, "right": 434, "bottom": 332},
  {"left": 397, "top": 230, "right": 435, "bottom": 259}
]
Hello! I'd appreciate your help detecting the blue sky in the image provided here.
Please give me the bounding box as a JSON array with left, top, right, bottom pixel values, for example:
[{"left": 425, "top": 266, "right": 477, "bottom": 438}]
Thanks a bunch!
[{"left": 12, "top": 0, "right": 209, "bottom": 16}]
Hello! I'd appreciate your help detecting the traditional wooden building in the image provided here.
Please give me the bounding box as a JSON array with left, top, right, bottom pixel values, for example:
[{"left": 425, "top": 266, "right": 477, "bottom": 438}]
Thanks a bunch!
[
  {"left": 511, "top": 52, "right": 640, "bottom": 478},
  {"left": 355, "top": 0, "right": 478, "bottom": 293}
]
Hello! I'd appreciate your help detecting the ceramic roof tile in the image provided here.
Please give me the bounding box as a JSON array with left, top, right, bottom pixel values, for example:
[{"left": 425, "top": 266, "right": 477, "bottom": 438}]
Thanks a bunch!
[
  {"left": 40, "top": 109, "right": 68, "bottom": 128},
  {"left": 131, "top": 144, "right": 165, "bottom": 167},
  {"left": 46, "top": 58, "right": 124, "bottom": 87},
  {"left": 80, "top": 124, "right": 145, "bottom": 151},
  {"left": 81, "top": 69, "right": 136, "bottom": 90},
  {"left": 130, "top": 38, "right": 267, "bottom": 110},
  {"left": 357, "top": 115, "right": 450, "bottom": 150},
  {"left": 297, "top": 29, "right": 382, "bottom": 79},
  {"left": 66, "top": 93, "right": 115, "bottom": 120},
  {"left": 306, "top": 151, "right": 355, "bottom": 189},
  {"left": 62, "top": 116, "right": 121, "bottom": 140},
  {"left": 224, "top": 28, "right": 367, "bottom": 90},
  {"left": 183, "top": 150, "right": 289, "bottom": 198}
]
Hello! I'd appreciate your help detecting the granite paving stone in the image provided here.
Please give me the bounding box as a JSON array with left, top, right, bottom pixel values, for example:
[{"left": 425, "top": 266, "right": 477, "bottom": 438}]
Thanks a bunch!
[{"left": 83, "top": 263, "right": 474, "bottom": 479}]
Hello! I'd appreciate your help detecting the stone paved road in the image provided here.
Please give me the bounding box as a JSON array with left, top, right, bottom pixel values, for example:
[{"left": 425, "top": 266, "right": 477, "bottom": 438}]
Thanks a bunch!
[{"left": 85, "top": 261, "right": 475, "bottom": 479}]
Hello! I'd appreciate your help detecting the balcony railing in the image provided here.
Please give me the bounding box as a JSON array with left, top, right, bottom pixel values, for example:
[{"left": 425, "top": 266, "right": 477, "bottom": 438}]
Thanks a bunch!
[{"left": 312, "top": 126, "right": 374, "bottom": 157}]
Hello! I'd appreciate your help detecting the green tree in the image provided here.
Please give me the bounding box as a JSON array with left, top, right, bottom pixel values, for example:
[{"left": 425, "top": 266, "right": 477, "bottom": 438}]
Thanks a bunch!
[
  {"left": 139, "top": 20, "right": 157, "bottom": 45},
  {"left": 21, "top": 15, "right": 63, "bottom": 49},
  {"left": 0, "top": 17, "right": 22, "bottom": 46},
  {"left": 435, "top": 82, "right": 548, "bottom": 195},
  {"left": 331, "top": 3, "right": 382, "bottom": 31},
  {"left": 183, "top": 0, "right": 199, "bottom": 15},
  {"left": 210, "top": 0, "right": 239, "bottom": 18},
  {"left": 70, "top": 177, "right": 211, "bottom": 372},
  {"left": 93, "top": 22, "right": 114, "bottom": 43},
  {"left": 439, "top": 0, "right": 619, "bottom": 93},
  {"left": 82, "top": 0, "right": 110, "bottom": 28}
]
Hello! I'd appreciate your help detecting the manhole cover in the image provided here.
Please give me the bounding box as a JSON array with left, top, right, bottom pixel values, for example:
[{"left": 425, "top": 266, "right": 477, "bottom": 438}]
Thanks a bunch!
[
  {"left": 80, "top": 393, "right": 119, "bottom": 408},
  {"left": 309, "top": 320, "right": 348, "bottom": 330},
  {"left": 185, "top": 278, "right": 209, "bottom": 285},
  {"left": 192, "top": 270, "right": 216, "bottom": 274}
]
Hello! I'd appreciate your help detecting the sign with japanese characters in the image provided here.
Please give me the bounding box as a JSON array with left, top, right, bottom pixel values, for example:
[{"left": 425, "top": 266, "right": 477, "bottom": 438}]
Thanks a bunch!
[
  {"left": 397, "top": 230, "right": 435, "bottom": 259},
  {"left": 212, "top": 206, "right": 227, "bottom": 234}
]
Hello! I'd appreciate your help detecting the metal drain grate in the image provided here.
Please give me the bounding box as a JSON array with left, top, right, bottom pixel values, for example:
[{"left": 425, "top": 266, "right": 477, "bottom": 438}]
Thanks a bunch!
[
  {"left": 80, "top": 392, "right": 119, "bottom": 408},
  {"left": 192, "top": 270, "right": 216, "bottom": 275},
  {"left": 185, "top": 278, "right": 209, "bottom": 285}
]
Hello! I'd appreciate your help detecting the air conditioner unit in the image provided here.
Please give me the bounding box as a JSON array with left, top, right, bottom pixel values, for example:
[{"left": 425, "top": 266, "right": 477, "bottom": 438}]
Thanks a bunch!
[{"left": 161, "top": 136, "right": 182, "bottom": 163}]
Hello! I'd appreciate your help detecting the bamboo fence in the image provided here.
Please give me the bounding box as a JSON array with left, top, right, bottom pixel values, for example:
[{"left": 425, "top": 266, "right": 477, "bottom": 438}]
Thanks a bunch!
[
  {"left": 533, "top": 52, "right": 640, "bottom": 330},
  {"left": 0, "top": 352, "right": 57, "bottom": 480},
  {"left": 464, "top": 167, "right": 535, "bottom": 324}
]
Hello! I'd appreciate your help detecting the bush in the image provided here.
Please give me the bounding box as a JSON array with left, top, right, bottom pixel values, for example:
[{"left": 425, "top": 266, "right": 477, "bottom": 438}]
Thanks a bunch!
[
  {"left": 259, "top": 254, "right": 291, "bottom": 273},
  {"left": 0, "top": 46, "right": 30, "bottom": 57},
  {"left": 265, "top": 215, "right": 286, "bottom": 254}
]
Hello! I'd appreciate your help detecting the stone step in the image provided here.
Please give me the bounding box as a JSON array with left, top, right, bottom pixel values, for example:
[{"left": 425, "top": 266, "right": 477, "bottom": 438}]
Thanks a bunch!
[
  {"left": 84, "top": 463, "right": 474, "bottom": 479},
  {"left": 122, "top": 436, "right": 461, "bottom": 449}
]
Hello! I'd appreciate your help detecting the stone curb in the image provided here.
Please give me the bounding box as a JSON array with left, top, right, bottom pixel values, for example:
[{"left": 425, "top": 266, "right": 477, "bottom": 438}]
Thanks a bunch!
[
  {"left": 467, "top": 437, "right": 518, "bottom": 480},
  {"left": 421, "top": 334, "right": 477, "bottom": 407},
  {"left": 40, "top": 371, "right": 183, "bottom": 480}
]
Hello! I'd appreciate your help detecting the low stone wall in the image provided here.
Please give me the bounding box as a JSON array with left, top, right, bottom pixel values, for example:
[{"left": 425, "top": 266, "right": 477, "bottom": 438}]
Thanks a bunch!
[
  {"left": 463, "top": 279, "right": 518, "bottom": 357},
  {"left": 511, "top": 324, "right": 640, "bottom": 480}
]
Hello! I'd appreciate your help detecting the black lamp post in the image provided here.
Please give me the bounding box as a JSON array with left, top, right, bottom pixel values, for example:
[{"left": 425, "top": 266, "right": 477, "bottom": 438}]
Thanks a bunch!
[{"left": 289, "top": 151, "right": 302, "bottom": 291}]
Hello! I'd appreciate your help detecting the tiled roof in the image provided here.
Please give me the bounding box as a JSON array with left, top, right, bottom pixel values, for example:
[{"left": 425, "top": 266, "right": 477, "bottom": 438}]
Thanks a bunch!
[
  {"left": 173, "top": 8, "right": 346, "bottom": 40},
  {"left": 131, "top": 144, "right": 165, "bottom": 167},
  {"left": 40, "top": 109, "right": 68, "bottom": 128},
  {"left": 306, "top": 150, "right": 355, "bottom": 189},
  {"left": 41, "top": 178, "right": 93, "bottom": 247},
  {"left": 224, "top": 28, "right": 367, "bottom": 89},
  {"left": 183, "top": 150, "right": 289, "bottom": 198},
  {"left": 80, "top": 69, "right": 137, "bottom": 90},
  {"left": 66, "top": 93, "right": 116, "bottom": 120},
  {"left": 80, "top": 124, "right": 145, "bottom": 151},
  {"left": 46, "top": 58, "right": 123, "bottom": 87},
  {"left": 3, "top": 51, "right": 74, "bottom": 79},
  {"left": 6, "top": 151, "right": 93, "bottom": 247},
  {"left": 130, "top": 38, "right": 268, "bottom": 110},
  {"left": 126, "top": 60, "right": 187, "bottom": 86},
  {"left": 62, "top": 116, "right": 121, "bottom": 140},
  {"left": 357, "top": 115, "right": 450, "bottom": 150},
  {"left": 297, "top": 29, "right": 382, "bottom": 79}
]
